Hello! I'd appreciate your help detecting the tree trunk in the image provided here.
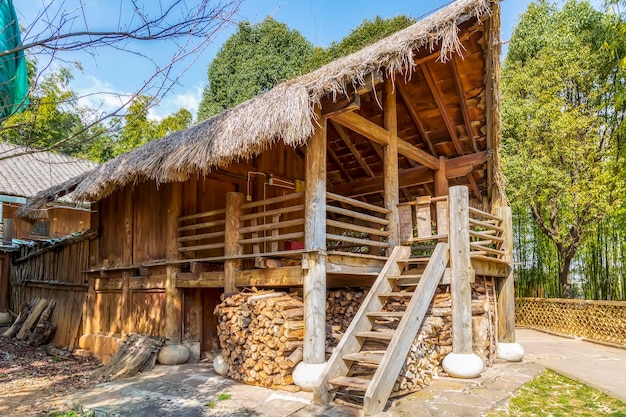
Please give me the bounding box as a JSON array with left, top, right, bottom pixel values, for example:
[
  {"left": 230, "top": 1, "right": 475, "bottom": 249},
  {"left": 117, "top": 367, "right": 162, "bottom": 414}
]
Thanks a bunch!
[{"left": 559, "top": 253, "right": 574, "bottom": 298}]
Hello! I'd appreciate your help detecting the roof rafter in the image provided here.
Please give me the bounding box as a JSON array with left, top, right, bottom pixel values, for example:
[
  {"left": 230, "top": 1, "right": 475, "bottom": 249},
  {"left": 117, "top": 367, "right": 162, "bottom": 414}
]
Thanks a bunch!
[
  {"left": 451, "top": 56, "right": 478, "bottom": 153},
  {"left": 396, "top": 79, "right": 438, "bottom": 157}
]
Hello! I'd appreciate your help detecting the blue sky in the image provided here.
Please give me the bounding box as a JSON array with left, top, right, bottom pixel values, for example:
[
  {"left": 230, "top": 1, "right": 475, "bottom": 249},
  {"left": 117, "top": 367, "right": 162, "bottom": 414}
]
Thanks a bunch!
[{"left": 15, "top": 0, "right": 599, "bottom": 120}]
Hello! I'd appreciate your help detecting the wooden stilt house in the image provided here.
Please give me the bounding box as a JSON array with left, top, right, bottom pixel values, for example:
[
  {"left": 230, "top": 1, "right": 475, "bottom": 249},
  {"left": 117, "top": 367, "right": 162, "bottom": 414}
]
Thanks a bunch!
[{"left": 19, "top": 0, "right": 521, "bottom": 413}]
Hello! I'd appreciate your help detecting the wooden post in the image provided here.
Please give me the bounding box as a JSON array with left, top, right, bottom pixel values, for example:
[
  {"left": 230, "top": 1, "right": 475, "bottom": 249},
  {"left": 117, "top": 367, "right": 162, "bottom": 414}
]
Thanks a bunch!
[
  {"left": 164, "top": 182, "right": 183, "bottom": 343},
  {"left": 448, "top": 186, "right": 472, "bottom": 355},
  {"left": 303, "top": 112, "right": 327, "bottom": 365},
  {"left": 121, "top": 187, "right": 133, "bottom": 334},
  {"left": 224, "top": 192, "right": 244, "bottom": 294},
  {"left": 434, "top": 156, "right": 449, "bottom": 237},
  {"left": 383, "top": 77, "right": 400, "bottom": 252},
  {"left": 495, "top": 206, "right": 516, "bottom": 343}
]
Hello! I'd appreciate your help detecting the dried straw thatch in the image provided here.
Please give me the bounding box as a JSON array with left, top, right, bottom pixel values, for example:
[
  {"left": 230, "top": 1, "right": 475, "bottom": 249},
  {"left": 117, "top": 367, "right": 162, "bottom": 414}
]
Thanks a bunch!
[{"left": 18, "top": 0, "right": 494, "bottom": 220}]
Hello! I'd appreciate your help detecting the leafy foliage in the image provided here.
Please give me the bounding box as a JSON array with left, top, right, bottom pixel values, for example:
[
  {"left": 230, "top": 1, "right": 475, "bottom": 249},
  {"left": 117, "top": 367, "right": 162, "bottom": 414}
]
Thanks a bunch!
[
  {"left": 502, "top": 0, "right": 625, "bottom": 297},
  {"left": 198, "top": 18, "right": 314, "bottom": 120},
  {"left": 302, "top": 15, "right": 415, "bottom": 71}
]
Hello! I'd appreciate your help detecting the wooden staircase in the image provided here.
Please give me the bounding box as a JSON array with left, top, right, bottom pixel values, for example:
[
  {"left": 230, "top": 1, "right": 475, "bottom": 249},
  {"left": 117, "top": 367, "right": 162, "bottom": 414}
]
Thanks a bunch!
[{"left": 314, "top": 243, "right": 449, "bottom": 415}]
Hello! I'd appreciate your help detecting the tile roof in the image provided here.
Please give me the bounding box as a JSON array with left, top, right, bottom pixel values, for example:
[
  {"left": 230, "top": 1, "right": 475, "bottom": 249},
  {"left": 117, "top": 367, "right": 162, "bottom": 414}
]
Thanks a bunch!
[{"left": 0, "top": 142, "right": 98, "bottom": 200}]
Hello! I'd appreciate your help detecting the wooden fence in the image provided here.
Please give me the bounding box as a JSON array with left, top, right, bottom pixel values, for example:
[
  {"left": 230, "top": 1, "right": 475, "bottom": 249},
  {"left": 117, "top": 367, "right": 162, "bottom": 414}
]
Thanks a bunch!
[
  {"left": 10, "top": 231, "right": 95, "bottom": 348},
  {"left": 516, "top": 297, "right": 626, "bottom": 346}
]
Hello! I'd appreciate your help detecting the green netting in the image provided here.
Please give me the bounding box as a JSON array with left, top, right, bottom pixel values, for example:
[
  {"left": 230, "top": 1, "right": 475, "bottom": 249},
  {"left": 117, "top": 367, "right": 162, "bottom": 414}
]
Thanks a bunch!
[{"left": 0, "top": 0, "right": 28, "bottom": 120}]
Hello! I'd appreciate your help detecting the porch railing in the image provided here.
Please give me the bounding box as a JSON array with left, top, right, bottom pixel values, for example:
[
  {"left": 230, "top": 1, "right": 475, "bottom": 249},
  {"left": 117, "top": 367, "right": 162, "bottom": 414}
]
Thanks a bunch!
[
  {"left": 239, "top": 192, "right": 305, "bottom": 256},
  {"left": 468, "top": 206, "right": 506, "bottom": 262},
  {"left": 325, "top": 192, "right": 390, "bottom": 256},
  {"left": 397, "top": 196, "right": 448, "bottom": 244},
  {"left": 177, "top": 208, "right": 226, "bottom": 256}
]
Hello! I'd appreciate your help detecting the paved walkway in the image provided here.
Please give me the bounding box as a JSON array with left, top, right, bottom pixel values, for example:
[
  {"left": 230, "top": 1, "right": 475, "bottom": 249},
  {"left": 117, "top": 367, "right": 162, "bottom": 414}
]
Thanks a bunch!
[
  {"left": 63, "top": 329, "right": 626, "bottom": 416},
  {"left": 516, "top": 328, "right": 626, "bottom": 402}
]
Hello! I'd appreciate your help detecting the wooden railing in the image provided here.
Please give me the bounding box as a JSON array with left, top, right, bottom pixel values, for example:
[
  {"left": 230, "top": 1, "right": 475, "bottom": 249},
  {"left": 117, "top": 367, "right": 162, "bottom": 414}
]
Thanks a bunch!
[
  {"left": 326, "top": 192, "right": 390, "bottom": 255},
  {"left": 397, "top": 196, "right": 448, "bottom": 244},
  {"left": 177, "top": 208, "right": 226, "bottom": 256},
  {"left": 239, "top": 192, "right": 305, "bottom": 256},
  {"left": 468, "top": 206, "right": 506, "bottom": 262}
]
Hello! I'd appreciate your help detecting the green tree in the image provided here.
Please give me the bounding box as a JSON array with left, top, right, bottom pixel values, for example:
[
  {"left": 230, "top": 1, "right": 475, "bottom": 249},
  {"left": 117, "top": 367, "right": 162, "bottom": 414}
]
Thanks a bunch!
[
  {"left": 502, "top": 0, "right": 624, "bottom": 297},
  {"left": 110, "top": 96, "right": 192, "bottom": 158},
  {"left": 198, "top": 18, "right": 314, "bottom": 120},
  {"left": 0, "top": 66, "right": 87, "bottom": 155},
  {"left": 302, "top": 15, "right": 415, "bottom": 71}
]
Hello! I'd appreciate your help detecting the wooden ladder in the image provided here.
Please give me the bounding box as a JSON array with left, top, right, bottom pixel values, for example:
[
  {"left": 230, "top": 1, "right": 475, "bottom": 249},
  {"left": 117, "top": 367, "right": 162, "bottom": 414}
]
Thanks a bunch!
[{"left": 314, "top": 243, "right": 449, "bottom": 415}]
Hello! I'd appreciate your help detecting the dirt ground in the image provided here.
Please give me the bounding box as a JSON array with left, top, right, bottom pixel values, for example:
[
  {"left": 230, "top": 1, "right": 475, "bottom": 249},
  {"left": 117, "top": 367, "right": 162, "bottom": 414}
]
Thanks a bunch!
[{"left": 0, "top": 336, "right": 107, "bottom": 416}]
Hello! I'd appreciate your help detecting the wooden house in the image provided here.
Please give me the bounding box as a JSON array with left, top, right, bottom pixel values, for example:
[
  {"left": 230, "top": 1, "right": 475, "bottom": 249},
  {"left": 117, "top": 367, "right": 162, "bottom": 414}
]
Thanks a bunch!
[
  {"left": 0, "top": 142, "right": 97, "bottom": 325},
  {"left": 18, "top": 0, "right": 523, "bottom": 413}
]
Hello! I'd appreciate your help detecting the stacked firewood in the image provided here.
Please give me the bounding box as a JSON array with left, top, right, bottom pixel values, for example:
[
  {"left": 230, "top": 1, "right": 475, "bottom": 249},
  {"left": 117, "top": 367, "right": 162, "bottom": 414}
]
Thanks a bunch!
[
  {"left": 326, "top": 289, "right": 368, "bottom": 352},
  {"left": 214, "top": 289, "right": 305, "bottom": 390},
  {"left": 3, "top": 298, "right": 57, "bottom": 347}
]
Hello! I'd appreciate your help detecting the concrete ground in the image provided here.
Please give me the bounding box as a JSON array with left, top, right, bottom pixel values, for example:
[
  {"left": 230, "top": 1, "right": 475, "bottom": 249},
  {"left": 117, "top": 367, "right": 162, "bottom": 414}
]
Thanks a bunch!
[{"left": 62, "top": 328, "right": 626, "bottom": 416}]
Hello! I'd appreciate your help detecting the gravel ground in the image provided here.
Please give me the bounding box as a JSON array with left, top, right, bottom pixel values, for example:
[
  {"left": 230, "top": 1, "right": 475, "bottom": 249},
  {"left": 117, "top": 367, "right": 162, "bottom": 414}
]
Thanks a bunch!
[{"left": 0, "top": 336, "right": 107, "bottom": 416}]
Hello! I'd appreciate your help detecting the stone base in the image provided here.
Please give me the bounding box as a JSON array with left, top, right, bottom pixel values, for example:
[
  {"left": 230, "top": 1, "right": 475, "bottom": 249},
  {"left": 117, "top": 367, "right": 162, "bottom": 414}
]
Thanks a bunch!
[
  {"left": 0, "top": 312, "right": 11, "bottom": 325},
  {"left": 183, "top": 341, "right": 201, "bottom": 363},
  {"left": 442, "top": 352, "right": 483, "bottom": 379},
  {"left": 213, "top": 353, "right": 229, "bottom": 376},
  {"left": 497, "top": 342, "right": 525, "bottom": 362},
  {"left": 157, "top": 344, "right": 190, "bottom": 365},
  {"left": 293, "top": 362, "right": 327, "bottom": 392}
]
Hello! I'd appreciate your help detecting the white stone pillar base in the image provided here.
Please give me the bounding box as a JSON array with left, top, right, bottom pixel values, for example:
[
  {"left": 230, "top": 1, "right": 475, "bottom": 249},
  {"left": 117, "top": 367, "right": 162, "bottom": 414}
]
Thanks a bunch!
[
  {"left": 442, "top": 352, "right": 483, "bottom": 378},
  {"left": 497, "top": 342, "right": 525, "bottom": 362},
  {"left": 213, "top": 353, "right": 229, "bottom": 376},
  {"left": 293, "top": 362, "right": 327, "bottom": 391}
]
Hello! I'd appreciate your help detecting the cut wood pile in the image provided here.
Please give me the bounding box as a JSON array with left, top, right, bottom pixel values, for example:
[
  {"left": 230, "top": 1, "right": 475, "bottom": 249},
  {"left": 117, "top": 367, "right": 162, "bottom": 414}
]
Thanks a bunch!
[
  {"left": 214, "top": 289, "right": 305, "bottom": 390},
  {"left": 3, "top": 298, "right": 57, "bottom": 347},
  {"left": 325, "top": 278, "right": 496, "bottom": 395},
  {"left": 100, "top": 333, "right": 166, "bottom": 380}
]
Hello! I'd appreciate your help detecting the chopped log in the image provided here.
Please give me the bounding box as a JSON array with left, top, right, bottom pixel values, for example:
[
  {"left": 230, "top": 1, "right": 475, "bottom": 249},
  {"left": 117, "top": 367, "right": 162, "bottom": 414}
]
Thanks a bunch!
[
  {"left": 101, "top": 333, "right": 166, "bottom": 380},
  {"left": 27, "top": 300, "right": 56, "bottom": 346},
  {"left": 16, "top": 299, "right": 49, "bottom": 340},
  {"left": 3, "top": 299, "right": 35, "bottom": 338}
]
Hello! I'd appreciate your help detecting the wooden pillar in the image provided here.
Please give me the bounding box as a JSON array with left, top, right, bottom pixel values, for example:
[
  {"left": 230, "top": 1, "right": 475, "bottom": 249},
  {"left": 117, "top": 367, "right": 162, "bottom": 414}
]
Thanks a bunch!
[
  {"left": 224, "top": 192, "right": 244, "bottom": 294},
  {"left": 0, "top": 255, "right": 7, "bottom": 313},
  {"left": 383, "top": 77, "right": 400, "bottom": 251},
  {"left": 303, "top": 112, "right": 327, "bottom": 364},
  {"left": 448, "top": 186, "right": 472, "bottom": 354},
  {"left": 121, "top": 187, "right": 133, "bottom": 334},
  {"left": 164, "top": 182, "right": 183, "bottom": 343},
  {"left": 434, "top": 156, "right": 449, "bottom": 237},
  {"left": 495, "top": 206, "right": 516, "bottom": 343}
]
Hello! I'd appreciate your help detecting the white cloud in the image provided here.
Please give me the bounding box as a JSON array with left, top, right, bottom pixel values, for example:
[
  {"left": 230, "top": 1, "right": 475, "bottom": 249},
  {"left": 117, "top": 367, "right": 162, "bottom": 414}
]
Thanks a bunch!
[{"left": 148, "top": 83, "right": 205, "bottom": 121}]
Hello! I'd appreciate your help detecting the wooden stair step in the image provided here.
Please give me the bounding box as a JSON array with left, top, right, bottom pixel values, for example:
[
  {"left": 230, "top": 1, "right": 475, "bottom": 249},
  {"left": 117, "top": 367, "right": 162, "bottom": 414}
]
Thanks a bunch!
[
  {"left": 355, "top": 331, "right": 394, "bottom": 340},
  {"left": 406, "top": 257, "right": 431, "bottom": 263},
  {"left": 379, "top": 292, "right": 415, "bottom": 297},
  {"left": 343, "top": 352, "right": 385, "bottom": 365},
  {"left": 328, "top": 376, "right": 371, "bottom": 391},
  {"left": 366, "top": 311, "right": 404, "bottom": 318}
]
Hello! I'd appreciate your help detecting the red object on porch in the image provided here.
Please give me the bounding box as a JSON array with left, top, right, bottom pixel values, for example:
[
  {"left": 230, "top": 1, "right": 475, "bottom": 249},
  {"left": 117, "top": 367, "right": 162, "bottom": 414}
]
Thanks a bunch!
[{"left": 285, "top": 241, "right": 305, "bottom": 250}]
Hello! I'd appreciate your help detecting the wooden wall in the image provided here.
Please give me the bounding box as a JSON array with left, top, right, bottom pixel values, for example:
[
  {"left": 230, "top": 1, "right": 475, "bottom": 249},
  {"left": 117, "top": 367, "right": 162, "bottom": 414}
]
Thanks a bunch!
[
  {"left": 10, "top": 233, "right": 94, "bottom": 348},
  {"left": 2, "top": 203, "right": 90, "bottom": 241}
]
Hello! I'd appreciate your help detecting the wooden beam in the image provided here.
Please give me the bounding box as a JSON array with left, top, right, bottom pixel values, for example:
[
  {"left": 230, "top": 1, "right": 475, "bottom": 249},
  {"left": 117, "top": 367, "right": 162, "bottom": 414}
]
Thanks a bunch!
[
  {"left": 224, "top": 192, "right": 244, "bottom": 294},
  {"left": 383, "top": 77, "right": 400, "bottom": 250},
  {"left": 434, "top": 156, "right": 448, "bottom": 197},
  {"left": 396, "top": 79, "right": 438, "bottom": 156},
  {"left": 467, "top": 172, "right": 481, "bottom": 201},
  {"left": 236, "top": 266, "right": 303, "bottom": 287},
  {"left": 420, "top": 63, "right": 464, "bottom": 156},
  {"left": 304, "top": 111, "right": 327, "bottom": 365},
  {"left": 451, "top": 56, "right": 478, "bottom": 153},
  {"left": 165, "top": 182, "right": 183, "bottom": 343},
  {"left": 448, "top": 186, "right": 473, "bottom": 355},
  {"left": 327, "top": 152, "right": 489, "bottom": 198},
  {"left": 330, "top": 120, "right": 374, "bottom": 177},
  {"left": 322, "top": 93, "right": 360, "bottom": 118},
  {"left": 495, "top": 206, "right": 516, "bottom": 343},
  {"left": 331, "top": 111, "right": 440, "bottom": 170},
  {"left": 327, "top": 146, "right": 352, "bottom": 183}
]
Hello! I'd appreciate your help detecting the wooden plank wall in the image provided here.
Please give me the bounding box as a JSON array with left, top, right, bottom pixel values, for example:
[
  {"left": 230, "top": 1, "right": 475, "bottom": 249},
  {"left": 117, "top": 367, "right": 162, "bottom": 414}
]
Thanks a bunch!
[
  {"left": 10, "top": 234, "right": 93, "bottom": 349},
  {"left": 3, "top": 204, "right": 90, "bottom": 240}
]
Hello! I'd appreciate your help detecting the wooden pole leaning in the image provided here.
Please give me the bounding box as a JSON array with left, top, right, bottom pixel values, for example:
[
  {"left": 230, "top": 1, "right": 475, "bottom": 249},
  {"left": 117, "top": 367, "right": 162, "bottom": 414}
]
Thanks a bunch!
[
  {"left": 293, "top": 110, "right": 328, "bottom": 391},
  {"left": 442, "top": 185, "right": 483, "bottom": 378},
  {"left": 494, "top": 205, "right": 524, "bottom": 361}
]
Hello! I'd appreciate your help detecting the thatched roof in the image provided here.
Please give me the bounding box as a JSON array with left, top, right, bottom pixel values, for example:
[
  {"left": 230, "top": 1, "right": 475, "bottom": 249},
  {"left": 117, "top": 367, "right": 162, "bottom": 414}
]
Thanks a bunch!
[{"left": 18, "top": 0, "right": 493, "bottom": 220}]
